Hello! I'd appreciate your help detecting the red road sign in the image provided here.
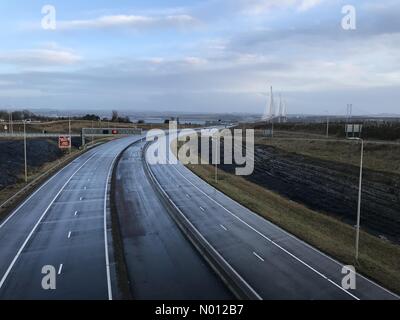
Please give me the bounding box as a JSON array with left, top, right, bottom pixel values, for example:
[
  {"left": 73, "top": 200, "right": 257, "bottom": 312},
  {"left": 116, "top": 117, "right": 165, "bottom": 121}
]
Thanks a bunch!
[{"left": 59, "top": 136, "right": 71, "bottom": 149}]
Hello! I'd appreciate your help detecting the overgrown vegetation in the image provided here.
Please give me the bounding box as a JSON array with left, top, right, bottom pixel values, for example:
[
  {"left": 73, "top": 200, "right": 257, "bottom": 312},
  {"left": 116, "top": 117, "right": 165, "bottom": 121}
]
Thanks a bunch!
[{"left": 252, "top": 121, "right": 400, "bottom": 141}]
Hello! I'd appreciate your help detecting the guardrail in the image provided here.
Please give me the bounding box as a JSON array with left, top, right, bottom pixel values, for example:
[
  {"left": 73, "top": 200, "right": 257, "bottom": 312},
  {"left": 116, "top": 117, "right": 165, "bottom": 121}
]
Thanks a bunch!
[{"left": 142, "top": 141, "right": 262, "bottom": 300}]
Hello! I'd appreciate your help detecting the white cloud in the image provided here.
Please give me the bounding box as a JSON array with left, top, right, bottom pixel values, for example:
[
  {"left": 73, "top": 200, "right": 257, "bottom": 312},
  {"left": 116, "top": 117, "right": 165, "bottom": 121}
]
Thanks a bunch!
[
  {"left": 0, "top": 49, "right": 81, "bottom": 67},
  {"left": 297, "top": 0, "right": 323, "bottom": 12},
  {"left": 240, "top": 0, "right": 325, "bottom": 15},
  {"left": 58, "top": 14, "right": 198, "bottom": 30}
]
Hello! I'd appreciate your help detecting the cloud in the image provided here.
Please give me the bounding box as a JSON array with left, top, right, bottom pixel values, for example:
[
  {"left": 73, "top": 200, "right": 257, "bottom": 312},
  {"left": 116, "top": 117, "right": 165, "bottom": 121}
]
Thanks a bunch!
[
  {"left": 239, "top": 0, "right": 325, "bottom": 15},
  {"left": 0, "top": 49, "right": 81, "bottom": 67},
  {"left": 57, "top": 14, "right": 198, "bottom": 30}
]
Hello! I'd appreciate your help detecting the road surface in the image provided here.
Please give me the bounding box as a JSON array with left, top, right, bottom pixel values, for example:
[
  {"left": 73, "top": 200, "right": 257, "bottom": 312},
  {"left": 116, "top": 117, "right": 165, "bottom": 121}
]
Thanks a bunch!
[
  {"left": 146, "top": 134, "right": 399, "bottom": 300},
  {"left": 0, "top": 136, "right": 143, "bottom": 300},
  {"left": 114, "top": 141, "right": 233, "bottom": 299}
]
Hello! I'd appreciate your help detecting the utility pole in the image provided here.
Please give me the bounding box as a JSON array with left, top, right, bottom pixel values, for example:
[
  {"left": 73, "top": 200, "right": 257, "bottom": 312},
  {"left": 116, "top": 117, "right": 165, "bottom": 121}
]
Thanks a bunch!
[
  {"left": 348, "top": 137, "right": 364, "bottom": 262},
  {"left": 23, "top": 120, "right": 28, "bottom": 183},
  {"left": 326, "top": 116, "right": 329, "bottom": 138},
  {"left": 9, "top": 111, "right": 14, "bottom": 135},
  {"left": 271, "top": 118, "right": 274, "bottom": 138},
  {"left": 326, "top": 111, "right": 330, "bottom": 138},
  {"left": 212, "top": 131, "right": 219, "bottom": 184},
  {"left": 68, "top": 117, "right": 72, "bottom": 154}
]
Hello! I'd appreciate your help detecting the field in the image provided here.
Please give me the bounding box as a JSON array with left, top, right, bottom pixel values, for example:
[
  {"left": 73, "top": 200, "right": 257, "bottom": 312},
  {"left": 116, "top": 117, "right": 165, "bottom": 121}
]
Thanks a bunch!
[{"left": 250, "top": 120, "right": 400, "bottom": 141}]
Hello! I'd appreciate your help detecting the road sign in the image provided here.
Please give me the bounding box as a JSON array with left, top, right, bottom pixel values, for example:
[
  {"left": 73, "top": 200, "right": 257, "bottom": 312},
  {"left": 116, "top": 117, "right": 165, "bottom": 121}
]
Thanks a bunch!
[
  {"left": 59, "top": 136, "right": 71, "bottom": 149},
  {"left": 346, "top": 124, "right": 363, "bottom": 138}
]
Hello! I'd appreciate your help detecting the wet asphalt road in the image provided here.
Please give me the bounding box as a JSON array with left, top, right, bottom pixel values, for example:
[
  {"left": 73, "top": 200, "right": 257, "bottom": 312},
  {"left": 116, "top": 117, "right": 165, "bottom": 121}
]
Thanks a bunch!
[
  {"left": 114, "top": 141, "right": 233, "bottom": 299},
  {"left": 0, "top": 136, "right": 143, "bottom": 300},
  {"left": 146, "top": 134, "right": 399, "bottom": 300}
]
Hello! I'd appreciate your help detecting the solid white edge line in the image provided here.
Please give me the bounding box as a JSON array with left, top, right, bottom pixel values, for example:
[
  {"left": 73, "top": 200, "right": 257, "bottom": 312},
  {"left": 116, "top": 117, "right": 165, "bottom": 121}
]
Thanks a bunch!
[
  {"left": 0, "top": 151, "right": 95, "bottom": 230},
  {"left": 171, "top": 165, "right": 361, "bottom": 300},
  {"left": 146, "top": 146, "right": 262, "bottom": 300},
  {"left": 102, "top": 135, "right": 145, "bottom": 301},
  {"left": 234, "top": 141, "right": 399, "bottom": 299},
  {"left": 0, "top": 152, "right": 98, "bottom": 289},
  {"left": 103, "top": 153, "right": 116, "bottom": 301}
]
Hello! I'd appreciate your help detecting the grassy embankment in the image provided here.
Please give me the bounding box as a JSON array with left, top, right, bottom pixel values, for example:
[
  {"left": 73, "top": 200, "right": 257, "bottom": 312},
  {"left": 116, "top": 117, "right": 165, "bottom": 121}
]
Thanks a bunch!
[
  {"left": 0, "top": 136, "right": 115, "bottom": 221},
  {"left": 174, "top": 137, "right": 400, "bottom": 294}
]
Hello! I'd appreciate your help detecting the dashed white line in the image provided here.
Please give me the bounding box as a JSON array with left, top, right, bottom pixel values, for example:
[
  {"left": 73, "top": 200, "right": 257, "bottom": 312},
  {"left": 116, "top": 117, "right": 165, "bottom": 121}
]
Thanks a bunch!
[
  {"left": 200, "top": 206, "right": 205, "bottom": 212},
  {"left": 74, "top": 211, "right": 78, "bottom": 216},
  {"left": 186, "top": 194, "right": 191, "bottom": 198},
  {"left": 68, "top": 231, "right": 71, "bottom": 239},
  {"left": 220, "top": 224, "right": 228, "bottom": 231},
  {"left": 0, "top": 152, "right": 98, "bottom": 289},
  {"left": 170, "top": 165, "right": 361, "bottom": 300},
  {"left": 58, "top": 264, "right": 63, "bottom": 275},
  {"left": 79, "top": 197, "right": 83, "bottom": 201},
  {"left": 253, "top": 252, "right": 265, "bottom": 262}
]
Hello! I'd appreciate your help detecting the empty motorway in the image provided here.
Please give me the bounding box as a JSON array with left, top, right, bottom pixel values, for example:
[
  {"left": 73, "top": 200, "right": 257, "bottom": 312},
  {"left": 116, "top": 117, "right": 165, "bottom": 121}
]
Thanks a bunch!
[
  {"left": 0, "top": 132, "right": 398, "bottom": 300},
  {"left": 144, "top": 134, "right": 399, "bottom": 300},
  {"left": 0, "top": 136, "right": 143, "bottom": 299}
]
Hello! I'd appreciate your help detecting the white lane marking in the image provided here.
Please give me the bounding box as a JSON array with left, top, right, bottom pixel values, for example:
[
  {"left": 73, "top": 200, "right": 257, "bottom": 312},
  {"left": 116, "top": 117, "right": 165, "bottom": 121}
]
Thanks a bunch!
[
  {"left": 58, "top": 264, "right": 63, "bottom": 275},
  {"left": 200, "top": 206, "right": 205, "bottom": 212},
  {"left": 220, "top": 224, "right": 228, "bottom": 231},
  {"left": 84, "top": 186, "right": 87, "bottom": 190},
  {"left": 253, "top": 252, "right": 265, "bottom": 262},
  {"left": 0, "top": 153, "right": 98, "bottom": 289},
  {"left": 79, "top": 197, "right": 83, "bottom": 201},
  {"left": 74, "top": 211, "right": 78, "bottom": 216},
  {"left": 68, "top": 231, "right": 71, "bottom": 239},
  {"left": 171, "top": 165, "right": 360, "bottom": 300},
  {"left": 0, "top": 152, "right": 96, "bottom": 230},
  {"left": 186, "top": 194, "right": 191, "bottom": 198},
  {"left": 103, "top": 152, "right": 121, "bottom": 301},
  {"left": 146, "top": 157, "right": 262, "bottom": 300},
  {"left": 236, "top": 141, "right": 399, "bottom": 299}
]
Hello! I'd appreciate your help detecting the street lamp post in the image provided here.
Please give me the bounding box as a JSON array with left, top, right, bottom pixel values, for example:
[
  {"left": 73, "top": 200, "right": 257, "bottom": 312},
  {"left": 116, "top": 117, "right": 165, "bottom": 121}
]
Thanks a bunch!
[
  {"left": 23, "top": 120, "right": 28, "bottom": 183},
  {"left": 348, "top": 137, "right": 364, "bottom": 262},
  {"left": 68, "top": 117, "right": 72, "bottom": 154},
  {"left": 213, "top": 135, "right": 218, "bottom": 184},
  {"left": 326, "top": 112, "right": 330, "bottom": 138}
]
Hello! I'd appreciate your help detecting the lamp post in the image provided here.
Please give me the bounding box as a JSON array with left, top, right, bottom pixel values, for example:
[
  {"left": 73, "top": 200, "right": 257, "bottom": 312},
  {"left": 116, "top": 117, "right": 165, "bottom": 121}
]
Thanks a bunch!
[
  {"left": 23, "top": 120, "right": 28, "bottom": 183},
  {"left": 325, "top": 111, "right": 330, "bottom": 138},
  {"left": 212, "top": 130, "right": 219, "bottom": 184},
  {"left": 348, "top": 137, "right": 364, "bottom": 262},
  {"left": 68, "top": 117, "right": 71, "bottom": 154}
]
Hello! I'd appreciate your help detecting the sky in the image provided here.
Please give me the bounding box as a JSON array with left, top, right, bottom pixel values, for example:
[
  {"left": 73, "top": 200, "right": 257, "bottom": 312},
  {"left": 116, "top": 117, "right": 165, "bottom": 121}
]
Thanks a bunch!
[{"left": 0, "top": 0, "right": 399, "bottom": 115}]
